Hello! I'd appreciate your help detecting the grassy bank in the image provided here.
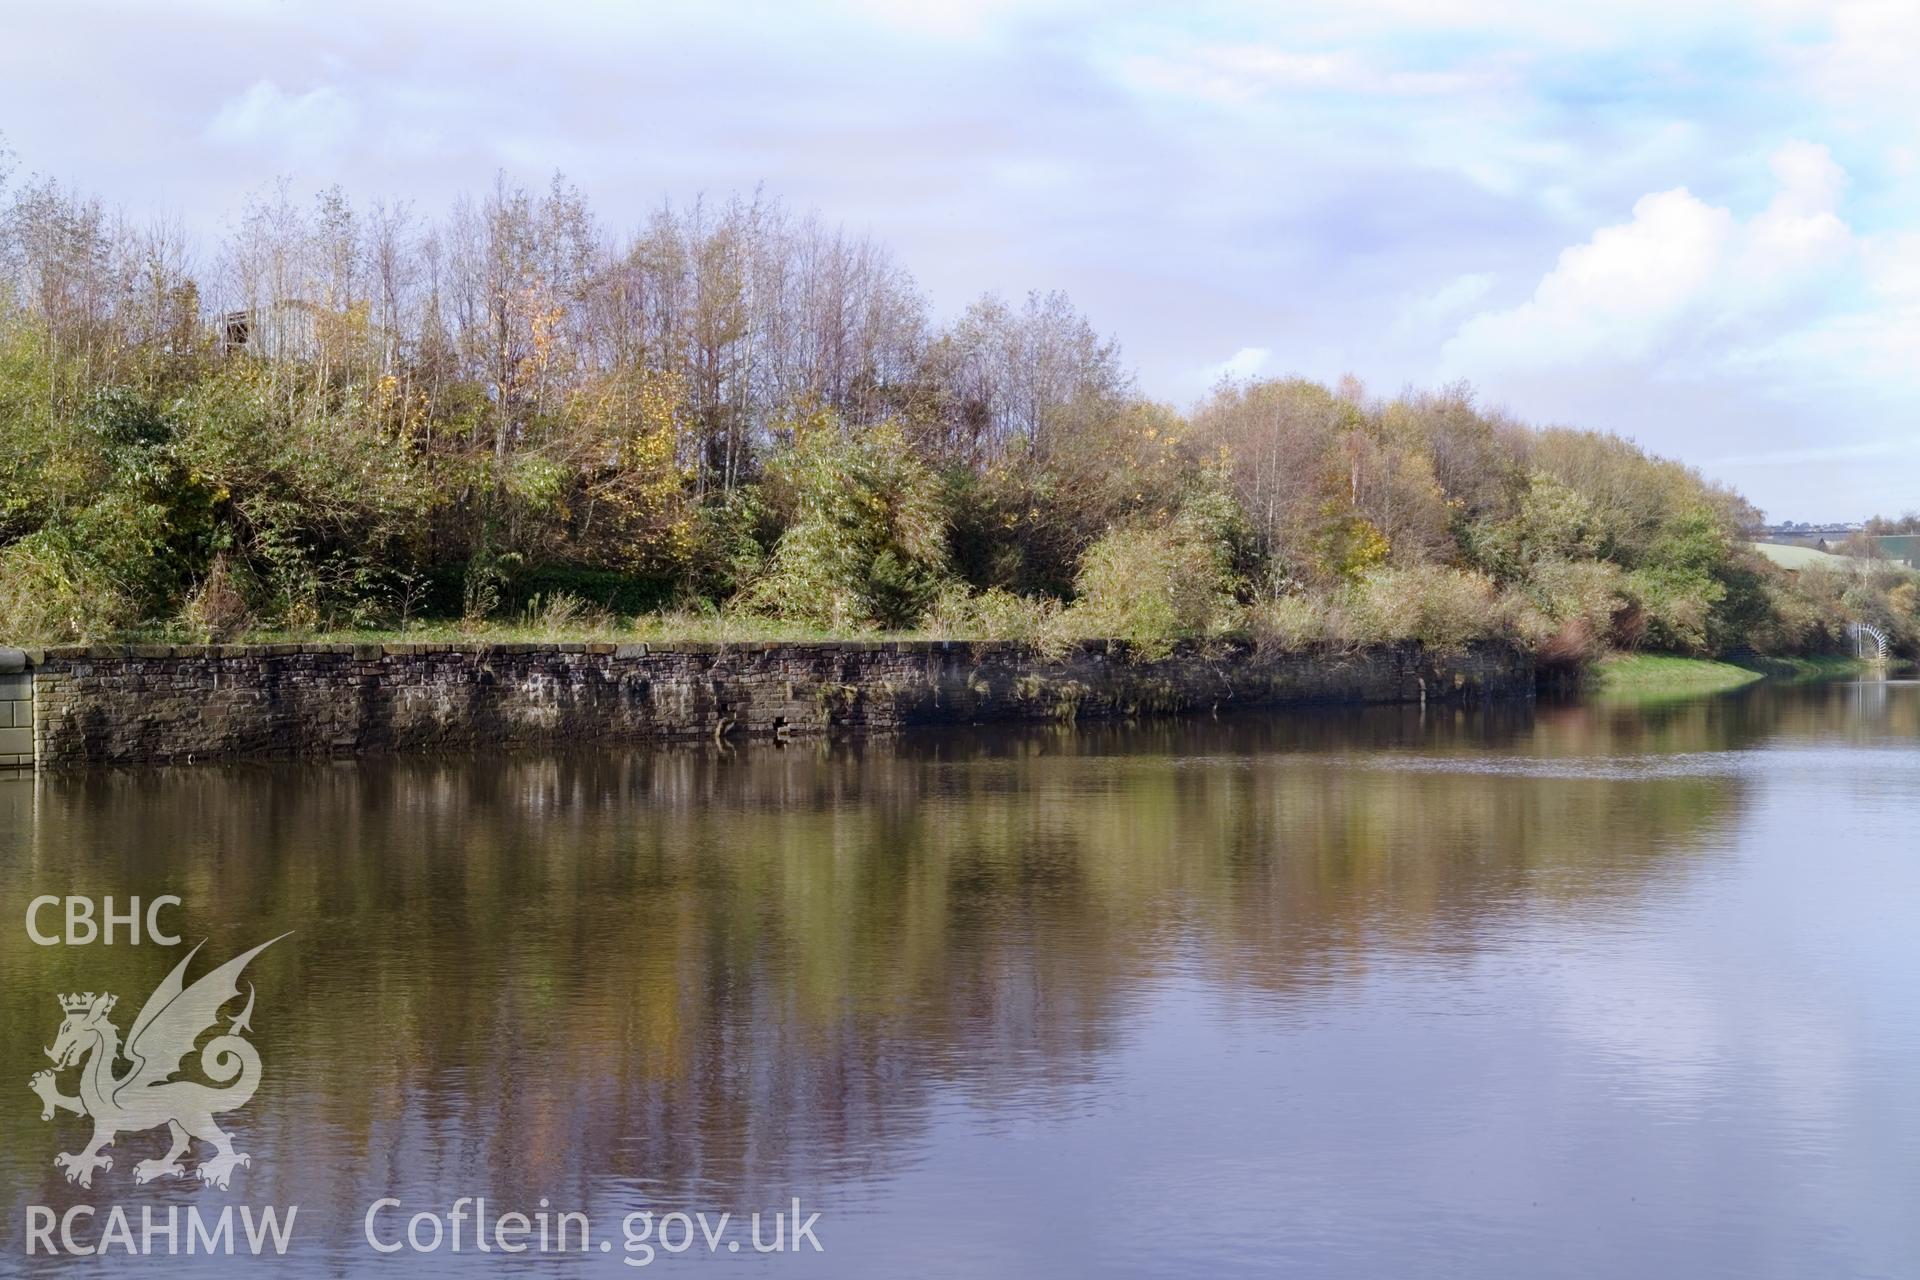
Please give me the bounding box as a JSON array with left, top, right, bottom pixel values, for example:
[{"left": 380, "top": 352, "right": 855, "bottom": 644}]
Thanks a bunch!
[
  {"left": 1741, "top": 654, "right": 1878, "bottom": 682},
  {"left": 1595, "top": 654, "right": 1766, "bottom": 698},
  {"left": 217, "top": 612, "right": 929, "bottom": 648},
  {"left": 1595, "top": 651, "right": 1870, "bottom": 701}
]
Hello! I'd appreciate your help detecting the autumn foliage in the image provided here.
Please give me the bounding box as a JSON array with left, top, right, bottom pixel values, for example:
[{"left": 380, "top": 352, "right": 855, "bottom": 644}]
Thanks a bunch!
[{"left": 0, "top": 166, "right": 1911, "bottom": 659}]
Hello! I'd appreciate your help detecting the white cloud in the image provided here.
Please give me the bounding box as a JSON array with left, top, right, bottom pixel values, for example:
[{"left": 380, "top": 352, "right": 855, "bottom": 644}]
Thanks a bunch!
[
  {"left": 1115, "top": 43, "right": 1500, "bottom": 104},
  {"left": 1443, "top": 142, "right": 1854, "bottom": 373},
  {"left": 1738, "top": 140, "right": 1850, "bottom": 280},
  {"left": 1738, "top": 229, "right": 1920, "bottom": 389},
  {"left": 1391, "top": 272, "right": 1496, "bottom": 341},
  {"left": 1446, "top": 188, "right": 1733, "bottom": 366},
  {"left": 205, "top": 80, "right": 358, "bottom": 155},
  {"left": 1201, "top": 346, "right": 1273, "bottom": 383},
  {"left": 1791, "top": 0, "right": 1920, "bottom": 106}
]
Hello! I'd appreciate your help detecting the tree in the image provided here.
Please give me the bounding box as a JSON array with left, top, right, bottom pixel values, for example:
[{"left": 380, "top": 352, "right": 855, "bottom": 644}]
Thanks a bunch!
[{"left": 740, "top": 411, "right": 951, "bottom": 628}]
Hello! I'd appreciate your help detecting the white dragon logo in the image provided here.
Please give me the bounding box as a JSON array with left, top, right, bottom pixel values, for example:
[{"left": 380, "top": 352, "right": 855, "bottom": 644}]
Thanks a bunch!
[{"left": 28, "top": 936, "right": 285, "bottom": 1190}]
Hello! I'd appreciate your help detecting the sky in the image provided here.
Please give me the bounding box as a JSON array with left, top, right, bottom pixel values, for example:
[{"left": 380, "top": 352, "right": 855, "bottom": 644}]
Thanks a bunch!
[{"left": 1, "top": 0, "right": 1915, "bottom": 519}]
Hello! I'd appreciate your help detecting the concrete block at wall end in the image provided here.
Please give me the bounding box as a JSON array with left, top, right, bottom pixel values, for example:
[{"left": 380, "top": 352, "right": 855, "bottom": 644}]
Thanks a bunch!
[
  {"left": 0, "top": 673, "right": 29, "bottom": 699},
  {"left": 0, "top": 726, "right": 32, "bottom": 755}
]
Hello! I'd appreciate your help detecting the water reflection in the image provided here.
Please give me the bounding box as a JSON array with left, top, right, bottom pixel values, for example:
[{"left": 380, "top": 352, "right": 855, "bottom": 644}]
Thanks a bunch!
[{"left": 2, "top": 682, "right": 1916, "bottom": 1276}]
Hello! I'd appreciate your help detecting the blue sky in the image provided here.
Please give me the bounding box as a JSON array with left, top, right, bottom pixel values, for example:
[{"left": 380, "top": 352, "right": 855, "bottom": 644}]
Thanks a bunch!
[{"left": 2, "top": 0, "right": 1915, "bottom": 517}]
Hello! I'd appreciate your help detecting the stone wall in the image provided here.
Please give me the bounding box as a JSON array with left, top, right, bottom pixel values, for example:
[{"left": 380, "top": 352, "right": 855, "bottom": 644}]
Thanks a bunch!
[{"left": 0, "top": 638, "right": 1532, "bottom": 769}]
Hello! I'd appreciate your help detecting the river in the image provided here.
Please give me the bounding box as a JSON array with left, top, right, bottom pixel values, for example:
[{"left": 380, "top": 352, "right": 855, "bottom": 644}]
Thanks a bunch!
[{"left": 2, "top": 679, "right": 1916, "bottom": 1276}]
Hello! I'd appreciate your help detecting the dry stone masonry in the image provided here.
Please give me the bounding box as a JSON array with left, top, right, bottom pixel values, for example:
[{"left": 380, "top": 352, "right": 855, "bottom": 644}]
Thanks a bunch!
[{"left": 0, "top": 639, "right": 1532, "bottom": 770}]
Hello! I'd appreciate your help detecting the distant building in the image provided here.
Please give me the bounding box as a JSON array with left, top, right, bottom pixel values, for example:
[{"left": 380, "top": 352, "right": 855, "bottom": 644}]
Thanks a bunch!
[
  {"left": 217, "top": 301, "right": 323, "bottom": 361},
  {"left": 1757, "top": 522, "right": 1867, "bottom": 547},
  {"left": 1870, "top": 534, "right": 1919, "bottom": 567}
]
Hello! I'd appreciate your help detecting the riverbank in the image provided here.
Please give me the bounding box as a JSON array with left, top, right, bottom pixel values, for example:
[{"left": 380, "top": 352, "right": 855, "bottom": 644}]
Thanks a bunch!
[
  {"left": 1595, "top": 652, "right": 1871, "bottom": 701},
  {"left": 1, "top": 638, "right": 1532, "bottom": 770}
]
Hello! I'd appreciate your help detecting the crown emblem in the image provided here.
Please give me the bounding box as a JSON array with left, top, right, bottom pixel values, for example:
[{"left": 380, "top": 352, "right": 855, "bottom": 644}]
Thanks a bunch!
[{"left": 59, "top": 992, "right": 114, "bottom": 1015}]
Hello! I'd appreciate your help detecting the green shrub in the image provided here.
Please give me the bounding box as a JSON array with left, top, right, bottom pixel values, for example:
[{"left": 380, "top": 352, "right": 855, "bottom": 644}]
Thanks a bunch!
[
  {"left": 507, "top": 566, "right": 675, "bottom": 616},
  {"left": 1066, "top": 503, "right": 1244, "bottom": 660},
  {"left": 924, "top": 584, "right": 1069, "bottom": 654},
  {"left": 1519, "top": 559, "right": 1633, "bottom": 664},
  {"left": 1751, "top": 572, "right": 1834, "bottom": 653},
  {"left": 0, "top": 532, "right": 140, "bottom": 641},
  {"left": 1247, "top": 592, "right": 1351, "bottom": 652},
  {"left": 679, "top": 488, "right": 773, "bottom": 602},
  {"left": 1618, "top": 507, "right": 1731, "bottom": 654},
  {"left": 1626, "top": 566, "right": 1719, "bottom": 654},
  {"left": 740, "top": 414, "right": 953, "bottom": 629},
  {"left": 1347, "top": 565, "right": 1501, "bottom": 653}
]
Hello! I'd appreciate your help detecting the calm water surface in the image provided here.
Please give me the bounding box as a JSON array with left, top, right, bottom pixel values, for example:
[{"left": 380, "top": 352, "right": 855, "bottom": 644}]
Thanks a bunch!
[{"left": 2, "top": 681, "right": 1917, "bottom": 1277}]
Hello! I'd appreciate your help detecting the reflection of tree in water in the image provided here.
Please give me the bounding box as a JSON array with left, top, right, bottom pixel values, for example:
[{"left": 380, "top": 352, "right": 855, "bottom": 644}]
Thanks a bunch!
[{"left": 0, "top": 694, "right": 1784, "bottom": 1237}]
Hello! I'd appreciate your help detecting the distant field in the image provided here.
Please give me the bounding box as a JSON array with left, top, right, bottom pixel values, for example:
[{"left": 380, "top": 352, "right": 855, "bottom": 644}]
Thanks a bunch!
[{"left": 1751, "top": 542, "right": 1871, "bottom": 571}]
